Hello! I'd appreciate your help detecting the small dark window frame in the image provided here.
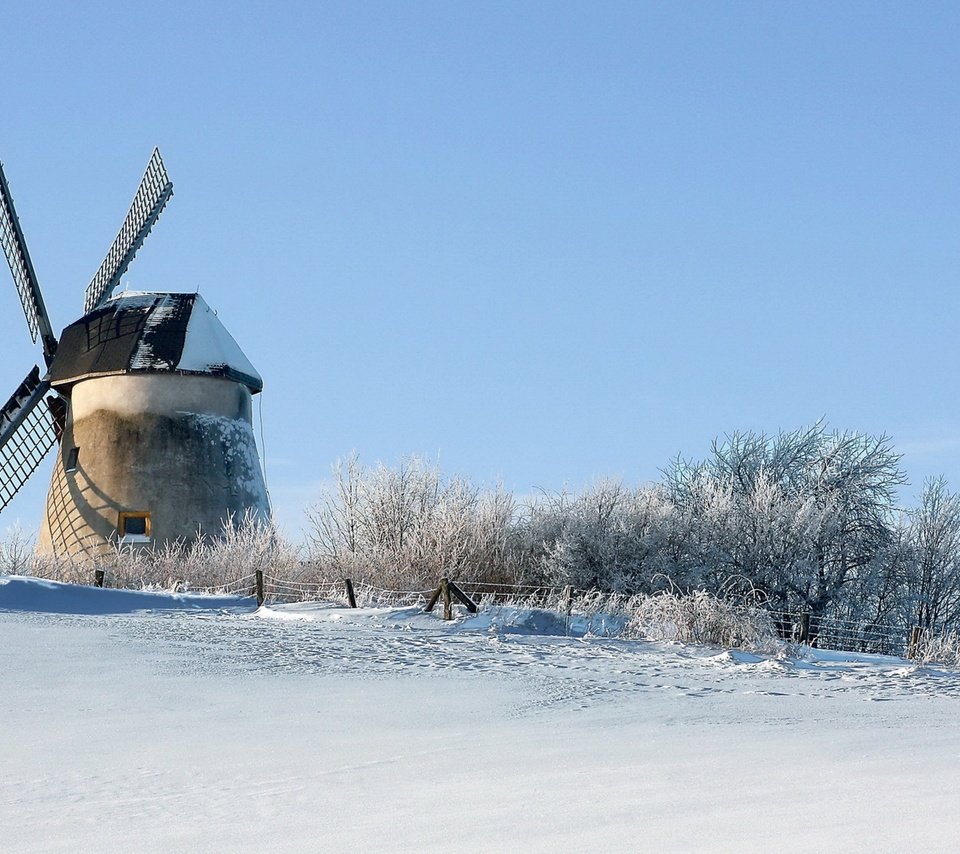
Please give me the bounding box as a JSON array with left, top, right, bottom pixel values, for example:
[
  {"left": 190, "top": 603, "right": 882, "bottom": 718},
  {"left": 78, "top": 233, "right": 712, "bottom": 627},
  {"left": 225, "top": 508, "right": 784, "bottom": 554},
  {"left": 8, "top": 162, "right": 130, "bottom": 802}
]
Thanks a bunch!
[
  {"left": 65, "top": 447, "right": 79, "bottom": 473},
  {"left": 119, "top": 511, "right": 151, "bottom": 539}
]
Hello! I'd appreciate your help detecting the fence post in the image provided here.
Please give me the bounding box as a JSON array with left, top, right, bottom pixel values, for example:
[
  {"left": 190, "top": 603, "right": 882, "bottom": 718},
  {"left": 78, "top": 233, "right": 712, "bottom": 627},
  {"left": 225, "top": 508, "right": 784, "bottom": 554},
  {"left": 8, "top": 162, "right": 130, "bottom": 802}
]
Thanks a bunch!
[
  {"left": 424, "top": 581, "right": 442, "bottom": 613},
  {"left": 907, "top": 625, "right": 924, "bottom": 660},
  {"left": 447, "top": 580, "right": 478, "bottom": 614},
  {"left": 255, "top": 570, "right": 265, "bottom": 607},
  {"left": 562, "top": 585, "right": 575, "bottom": 636},
  {"left": 344, "top": 578, "right": 357, "bottom": 608},
  {"left": 798, "top": 612, "right": 811, "bottom": 644},
  {"left": 93, "top": 569, "right": 105, "bottom": 588},
  {"left": 441, "top": 577, "right": 452, "bottom": 621}
]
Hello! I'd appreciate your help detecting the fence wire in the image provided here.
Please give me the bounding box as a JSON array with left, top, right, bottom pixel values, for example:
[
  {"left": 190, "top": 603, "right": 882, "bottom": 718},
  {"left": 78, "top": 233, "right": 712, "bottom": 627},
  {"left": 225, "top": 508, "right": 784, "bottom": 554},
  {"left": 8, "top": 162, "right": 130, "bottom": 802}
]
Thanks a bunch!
[
  {"left": 77, "top": 566, "right": 925, "bottom": 659},
  {"left": 254, "top": 578, "right": 919, "bottom": 658},
  {"left": 766, "top": 609, "right": 910, "bottom": 656}
]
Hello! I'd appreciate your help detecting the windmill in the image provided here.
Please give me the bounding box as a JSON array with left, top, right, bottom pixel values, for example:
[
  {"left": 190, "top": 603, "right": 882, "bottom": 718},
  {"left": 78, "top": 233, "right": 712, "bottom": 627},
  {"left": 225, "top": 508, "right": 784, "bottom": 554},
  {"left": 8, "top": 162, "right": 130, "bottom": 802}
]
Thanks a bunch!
[{"left": 0, "top": 150, "right": 269, "bottom": 558}]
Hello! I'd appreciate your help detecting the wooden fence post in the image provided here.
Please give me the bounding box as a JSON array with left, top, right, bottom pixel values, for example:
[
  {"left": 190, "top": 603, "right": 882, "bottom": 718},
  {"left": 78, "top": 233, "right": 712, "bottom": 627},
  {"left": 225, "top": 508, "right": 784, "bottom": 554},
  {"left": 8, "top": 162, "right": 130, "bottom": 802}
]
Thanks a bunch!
[
  {"left": 344, "top": 578, "right": 357, "bottom": 609},
  {"left": 424, "top": 576, "right": 471, "bottom": 618},
  {"left": 424, "top": 581, "right": 442, "bottom": 613},
  {"left": 255, "top": 570, "right": 265, "bottom": 607},
  {"left": 93, "top": 569, "right": 105, "bottom": 588},
  {"left": 447, "top": 580, "right": 478, "bottom": 614},
  {"left": 798, "top": 612, "right": 811, "bottom": 644},
  {"left": 562, "top": 584, "right": 575, "bottom": 636},
  {"left": 441, "top": 577, "right": 452, "bottom": 621},
  {"left": 908, "top": 625, "right": 924, "bottom": 660},
  {"left": 563, "top": 585, "right": 574, "bottom": 617}
]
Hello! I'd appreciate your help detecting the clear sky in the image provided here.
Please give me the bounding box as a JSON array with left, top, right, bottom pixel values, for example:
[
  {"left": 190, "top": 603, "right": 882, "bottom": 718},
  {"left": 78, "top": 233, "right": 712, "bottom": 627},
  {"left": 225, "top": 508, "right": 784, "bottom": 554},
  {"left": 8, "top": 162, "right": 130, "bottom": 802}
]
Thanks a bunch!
[{"left": 2, "top": 1, "right": 959, "bottom": 538}]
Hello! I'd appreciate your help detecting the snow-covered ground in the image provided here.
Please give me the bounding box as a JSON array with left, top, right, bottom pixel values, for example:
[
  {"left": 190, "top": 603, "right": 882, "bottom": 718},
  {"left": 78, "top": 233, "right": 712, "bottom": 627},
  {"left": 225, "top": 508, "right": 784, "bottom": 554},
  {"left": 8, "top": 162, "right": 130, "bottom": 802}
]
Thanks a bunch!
[{"left": 2, "top": 576, "right": 960, "bottom": 853}]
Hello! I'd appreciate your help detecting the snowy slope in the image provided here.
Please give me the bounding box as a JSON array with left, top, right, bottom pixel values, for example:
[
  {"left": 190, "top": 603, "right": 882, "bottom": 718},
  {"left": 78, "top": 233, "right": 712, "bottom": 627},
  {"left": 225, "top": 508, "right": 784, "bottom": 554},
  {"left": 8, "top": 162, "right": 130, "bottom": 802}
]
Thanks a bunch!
[
  {"left": 0, "top": 575, "right": 253, "bottom": 615},
  {"left": 2, "top": 577, "right": 960, "bottom": 852}
]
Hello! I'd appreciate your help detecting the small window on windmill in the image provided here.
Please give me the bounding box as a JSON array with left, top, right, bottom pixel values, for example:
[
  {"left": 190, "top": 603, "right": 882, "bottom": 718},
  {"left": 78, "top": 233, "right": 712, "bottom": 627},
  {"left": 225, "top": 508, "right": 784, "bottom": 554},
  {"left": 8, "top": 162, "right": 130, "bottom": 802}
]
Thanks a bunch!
[
  {"left": 65, "top": 447, "right": 79, "bottom": 473},
  {"left": 119, "top": 511, "right": 151, "bottom": 543}
]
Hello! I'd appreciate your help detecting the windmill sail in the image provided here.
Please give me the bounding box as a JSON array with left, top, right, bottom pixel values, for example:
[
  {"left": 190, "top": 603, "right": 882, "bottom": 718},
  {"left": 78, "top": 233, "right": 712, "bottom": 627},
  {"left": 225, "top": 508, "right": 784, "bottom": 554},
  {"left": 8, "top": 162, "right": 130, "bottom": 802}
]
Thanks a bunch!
[
  {"left": 0, "top": 161, "right": 58, "bottom": 363},
  {"left": 83, "top": 148, "right": 174, "bottom": 313},
  {"left": 0, "top": 366, "right": 58, "bottom": 513}
]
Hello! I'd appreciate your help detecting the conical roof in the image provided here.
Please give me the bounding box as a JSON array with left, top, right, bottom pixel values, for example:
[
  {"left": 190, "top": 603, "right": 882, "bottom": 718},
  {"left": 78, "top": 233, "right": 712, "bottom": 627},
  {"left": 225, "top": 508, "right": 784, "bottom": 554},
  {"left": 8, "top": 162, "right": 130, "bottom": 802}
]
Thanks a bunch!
[{"left": 48, "top": 292, "right": 262, "bottom": 393}]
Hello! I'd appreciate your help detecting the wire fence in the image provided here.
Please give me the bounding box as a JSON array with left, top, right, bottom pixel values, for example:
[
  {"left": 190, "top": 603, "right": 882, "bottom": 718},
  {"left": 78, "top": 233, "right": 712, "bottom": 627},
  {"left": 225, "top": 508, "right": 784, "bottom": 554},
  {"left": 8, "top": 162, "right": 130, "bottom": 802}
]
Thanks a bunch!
[
  {"left": 766, "top": 609, "right": 912, "bottom": 657},
  {"left": 187, "top": 573, "right": 258, "bottom": 597},
  {"left": 253, "top": 576, "right": 918, "bottom": 657},
  {"left": 259, "top": 575, "right": 342, "bottom": 604},
  {"left": 87, "top": 566, "right": 923, "bottom": 659},
  {"left": 256, "top": 575, "right": 433, "bottom": 608}
]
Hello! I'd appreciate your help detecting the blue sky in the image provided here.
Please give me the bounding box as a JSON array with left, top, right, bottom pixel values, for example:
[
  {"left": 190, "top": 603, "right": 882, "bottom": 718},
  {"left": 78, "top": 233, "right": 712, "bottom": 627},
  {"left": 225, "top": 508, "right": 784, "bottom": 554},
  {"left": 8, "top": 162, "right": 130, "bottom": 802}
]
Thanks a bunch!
[{"left": 2, "top": 1, "right": 960, "bottom": 537}]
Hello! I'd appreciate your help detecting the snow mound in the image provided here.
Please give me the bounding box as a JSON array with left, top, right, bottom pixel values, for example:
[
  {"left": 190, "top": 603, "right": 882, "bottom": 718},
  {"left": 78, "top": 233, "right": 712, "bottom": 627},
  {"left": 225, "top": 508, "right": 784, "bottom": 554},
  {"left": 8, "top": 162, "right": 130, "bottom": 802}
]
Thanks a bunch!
[
  {"left": 0, "top": 575, "right": 254, "bottom": 615},
  {"left": 255, "top": 602, "right": 630, "bottom": 638},
  {"left": 460, "top": 606, "right": 571, "bottom": 635},
  {"left": 454, "top": 606, "right": 629, "bottom": 637}
]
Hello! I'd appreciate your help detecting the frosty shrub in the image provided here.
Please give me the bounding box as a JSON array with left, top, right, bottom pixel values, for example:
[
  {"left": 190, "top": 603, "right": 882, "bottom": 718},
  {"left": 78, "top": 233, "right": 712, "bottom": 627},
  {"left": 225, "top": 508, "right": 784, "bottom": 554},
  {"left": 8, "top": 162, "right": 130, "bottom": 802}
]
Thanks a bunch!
[
  {"left": 10, "top": 510, "right": 300, "bottom": 593},
  {"left": 522, "top": 481, "right": 677, "bottom": 593},
  {"left": 626, "top": 590, "right": 780, "bottom": 652},
  {"left": 304, "top": 454, "right": 525, "bottom": 589},
  {"left": 473, "top": 585, "right": 779, "bottom": 652},
  {"left": 663, "top": 423, "right": 906, "bottom": 617},
  {"left": 28, "top": 551, "right": 89, "bottom": 585},
  {"left": 180, "top": 511, "right": 301, "bottom": 589},
  {"left": 0, "top": 524, "right": 36, "bottom": 576},
  {"left": 912, "top": 631, "right": 960, "bottom": 667}
]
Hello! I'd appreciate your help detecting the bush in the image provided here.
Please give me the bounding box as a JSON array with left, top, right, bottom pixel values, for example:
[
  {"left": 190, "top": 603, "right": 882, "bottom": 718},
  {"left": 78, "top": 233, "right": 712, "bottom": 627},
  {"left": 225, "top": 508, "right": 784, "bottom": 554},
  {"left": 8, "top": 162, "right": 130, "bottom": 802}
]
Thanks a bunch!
[
  {"left": 474, "top": 586, "right": 780, "bottom": 653},
  {"left": 626, "top": 590, "right": 780, "bottom": 652},
  {"left": 304, "top": 454, "right": 525, "bottom": 589},
  {"left": 10, "top": 511, "right": 300, "bottom": 593},
  {"left": 913, "top": 631, "right": 960, "bottom": 667}
]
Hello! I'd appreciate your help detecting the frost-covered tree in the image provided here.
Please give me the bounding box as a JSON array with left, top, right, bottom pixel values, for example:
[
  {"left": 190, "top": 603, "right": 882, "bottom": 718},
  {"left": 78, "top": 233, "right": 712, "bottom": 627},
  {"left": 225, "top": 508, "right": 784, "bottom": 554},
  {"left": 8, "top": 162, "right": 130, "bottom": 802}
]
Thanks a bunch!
[
  {"left": 0, "top": 524, "right": 34, "bottom": 576},
  {"left": 525, "top": 481, "right": 673, "bottom": 593},
  {"left": 833, "top": 513, "right": 912, "bottom": 627},
  {"left": 305, "top": 455, "right": 522, "bottom": 587},
  {"left": 798, "top": 430, "right": 904, "bottom": 615},
  {"left": 662, "top": 423, "right": 904, "bottom": 614},
  {"left": 903, "top": 478, "right": 960, "bottom": 633}
]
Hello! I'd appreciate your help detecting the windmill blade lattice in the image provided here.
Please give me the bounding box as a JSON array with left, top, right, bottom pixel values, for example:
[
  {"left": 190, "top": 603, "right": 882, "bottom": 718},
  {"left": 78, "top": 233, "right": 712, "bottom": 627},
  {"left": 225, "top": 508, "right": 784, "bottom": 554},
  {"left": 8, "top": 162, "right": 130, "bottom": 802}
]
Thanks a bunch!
[
  {"left": 0, "top": 162, "right": 57, "bottom": 360},
  {"left": 0, "top": 366, "right": 58, "bottom": 513},
  {"left": 84, "top": 148, "right": 174, "bottom": 313}
]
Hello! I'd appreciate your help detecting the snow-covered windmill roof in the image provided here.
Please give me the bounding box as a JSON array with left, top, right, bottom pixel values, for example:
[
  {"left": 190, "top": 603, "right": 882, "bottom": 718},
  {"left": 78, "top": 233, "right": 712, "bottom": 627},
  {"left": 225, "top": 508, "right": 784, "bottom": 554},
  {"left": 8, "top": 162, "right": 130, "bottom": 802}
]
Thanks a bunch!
[{"left": 49, "top": 292, "right": 262, "bottom": 393}]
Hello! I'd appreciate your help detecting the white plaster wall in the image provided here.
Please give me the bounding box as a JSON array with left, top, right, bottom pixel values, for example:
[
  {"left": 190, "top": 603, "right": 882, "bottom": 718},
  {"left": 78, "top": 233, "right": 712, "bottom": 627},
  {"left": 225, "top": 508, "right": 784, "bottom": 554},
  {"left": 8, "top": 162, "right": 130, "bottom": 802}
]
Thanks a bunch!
[
  {"left": 39, "top": 373, "right": 268, "bottom": 558},
  {"left": 70, "top": 373, "right": 251, "bottom": 422}
]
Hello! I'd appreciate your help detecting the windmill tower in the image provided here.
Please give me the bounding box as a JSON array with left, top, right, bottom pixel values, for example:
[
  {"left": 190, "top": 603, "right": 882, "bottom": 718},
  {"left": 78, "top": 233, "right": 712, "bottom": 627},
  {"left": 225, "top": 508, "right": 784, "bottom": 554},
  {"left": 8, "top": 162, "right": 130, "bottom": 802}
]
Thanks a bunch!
[{"left": 0, "top": 150, "right": 269, "bottom": 558}]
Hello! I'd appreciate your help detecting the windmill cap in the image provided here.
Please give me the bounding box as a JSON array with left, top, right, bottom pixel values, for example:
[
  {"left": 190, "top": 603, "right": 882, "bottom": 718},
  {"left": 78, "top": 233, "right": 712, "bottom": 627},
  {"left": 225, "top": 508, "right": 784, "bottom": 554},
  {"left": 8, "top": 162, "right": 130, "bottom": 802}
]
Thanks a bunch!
[{"left": 48, "top": 292, "right": 263, "bottom": 393}]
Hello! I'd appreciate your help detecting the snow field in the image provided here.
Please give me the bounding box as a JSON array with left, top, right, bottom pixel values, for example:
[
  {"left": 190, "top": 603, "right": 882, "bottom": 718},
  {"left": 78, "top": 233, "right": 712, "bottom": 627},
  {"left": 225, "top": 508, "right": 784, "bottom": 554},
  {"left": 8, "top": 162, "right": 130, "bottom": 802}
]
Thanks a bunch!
[{"left": 2, "top": 577, "right": 960, "bottom": 852}]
